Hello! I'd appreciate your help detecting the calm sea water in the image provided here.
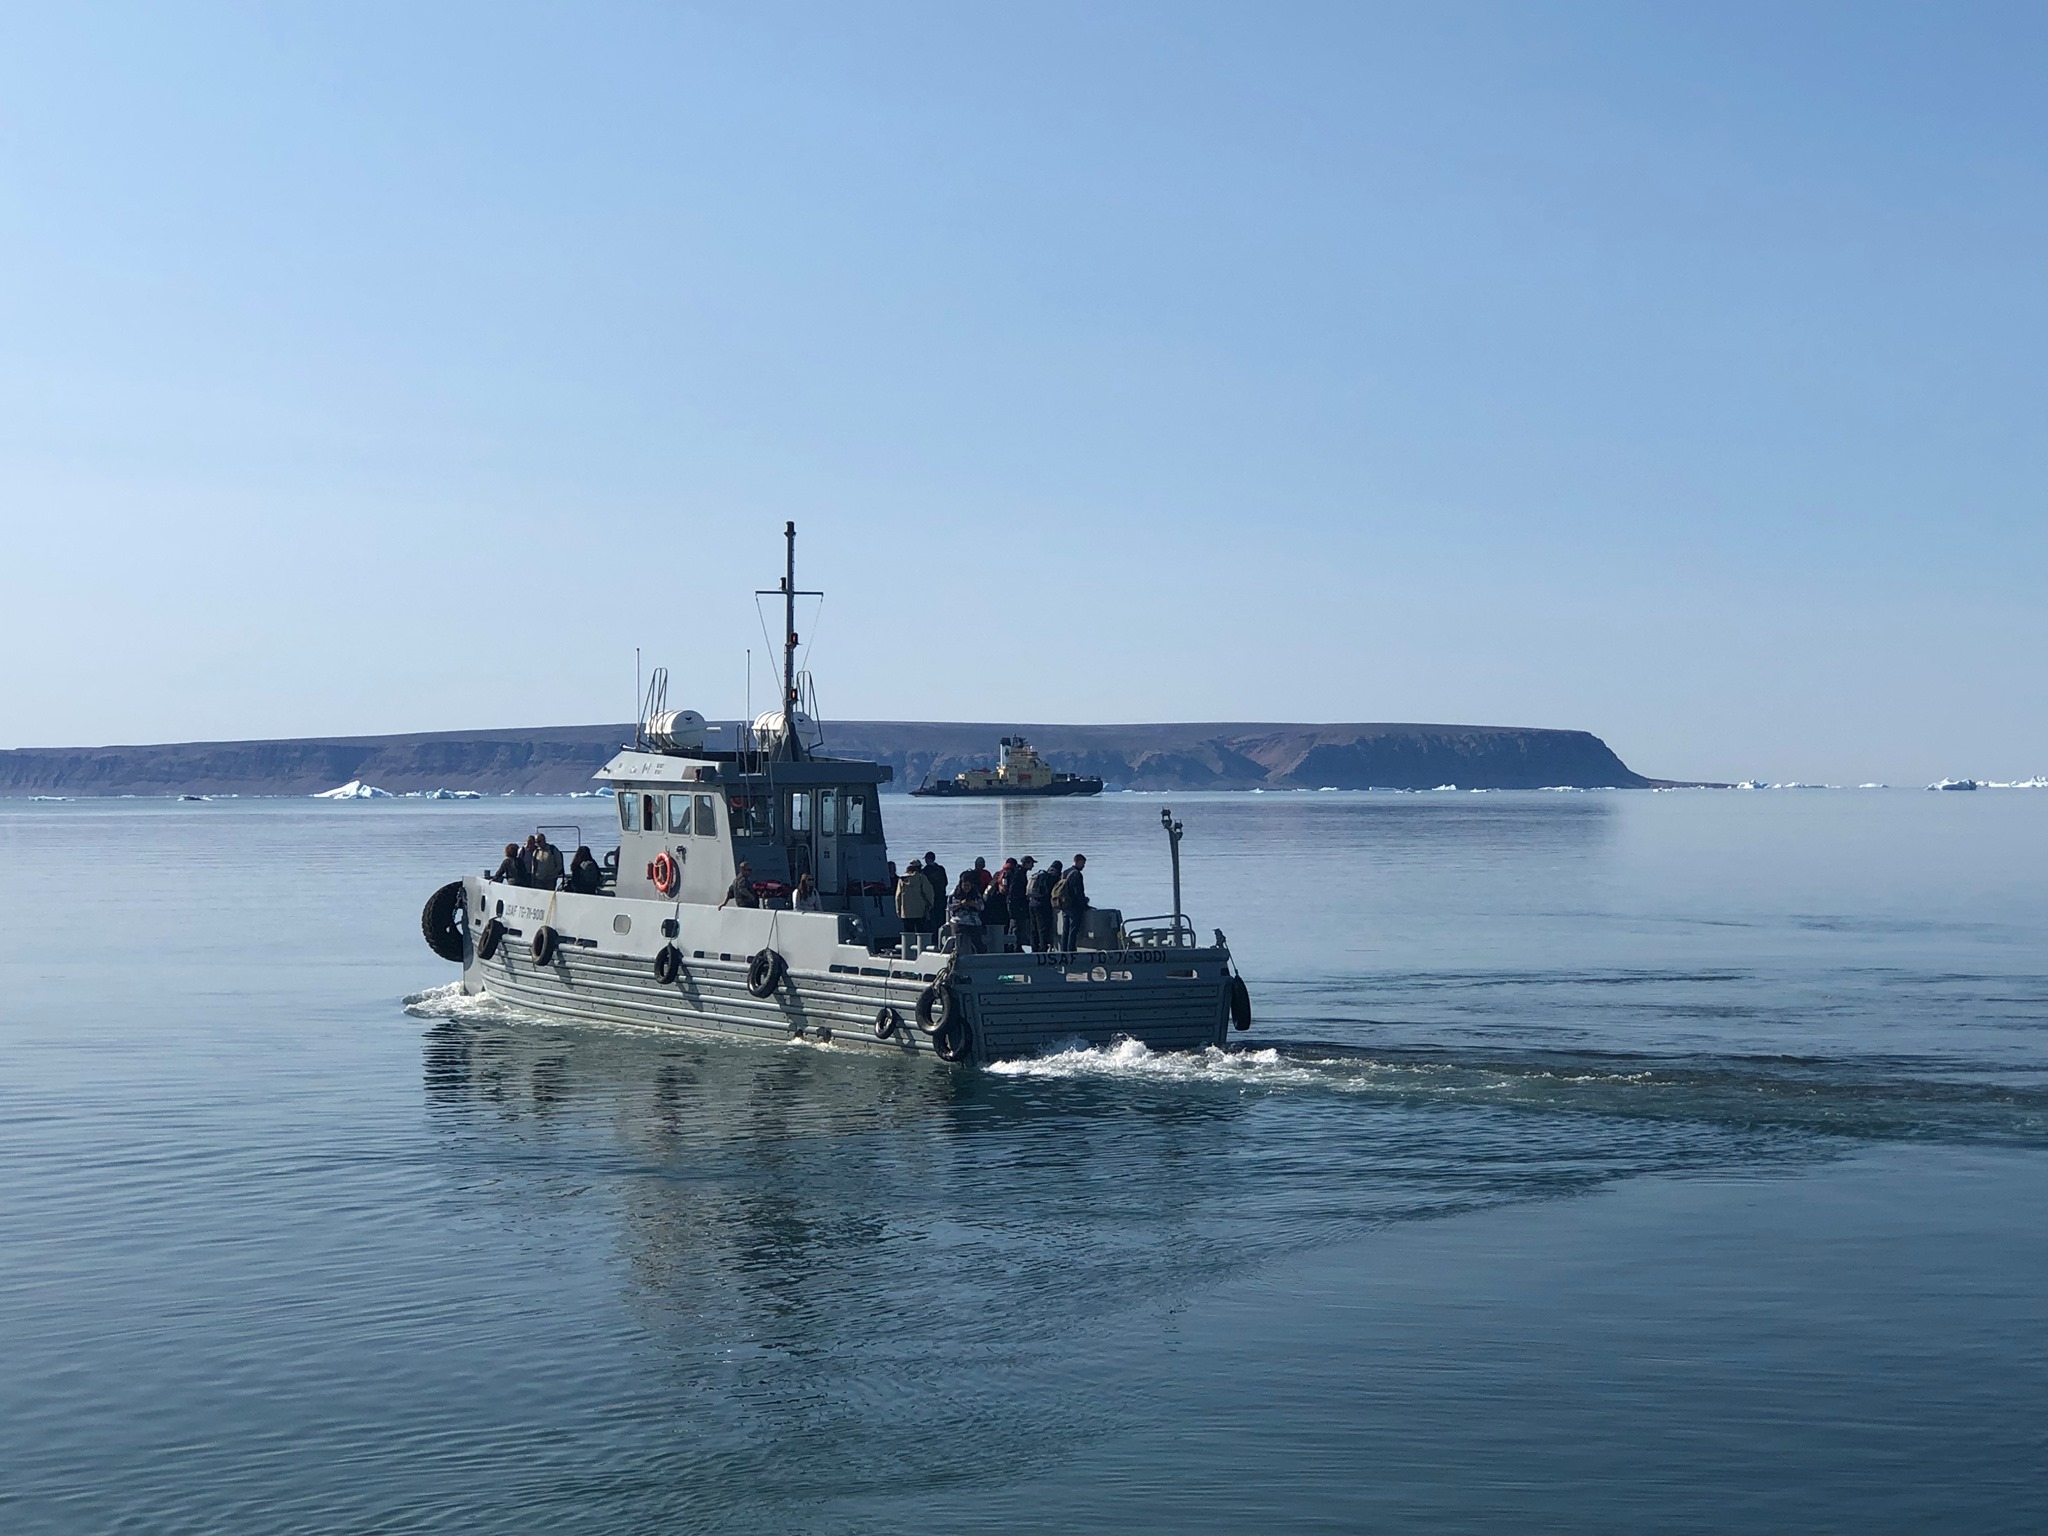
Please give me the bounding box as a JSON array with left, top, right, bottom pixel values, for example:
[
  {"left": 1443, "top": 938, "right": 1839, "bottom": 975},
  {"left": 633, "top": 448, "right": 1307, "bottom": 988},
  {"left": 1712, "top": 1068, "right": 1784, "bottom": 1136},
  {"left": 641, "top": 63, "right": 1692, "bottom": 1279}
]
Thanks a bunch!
[{"left": 2, "top": 789, "right": 2045, "bottom": 1533}]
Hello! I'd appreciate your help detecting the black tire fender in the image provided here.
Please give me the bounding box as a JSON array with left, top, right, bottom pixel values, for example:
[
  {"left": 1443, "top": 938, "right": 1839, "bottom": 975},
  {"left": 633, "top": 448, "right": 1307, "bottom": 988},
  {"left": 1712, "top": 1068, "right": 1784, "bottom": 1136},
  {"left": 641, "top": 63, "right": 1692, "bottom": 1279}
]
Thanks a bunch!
[
  {"left": 873, "top": 1005, "right": 900, "bottom": 1041},
  {"left": 476, "top": 918, "right": 504, "bottom": 962},
  {"left": 931, "top": 1014, "right": 971, "bottom": 1063},
  {"left": 914, "top": 983, "right": 951, "bottom": 1032},
  {"left": 421, "top": 882, "right": 467, "bottom": 963},
  {"left": 746, "top": 948, "right": 786, "bottom": 999},
  {"left": 654, "top": 944, "right": 683, "bottom": 984},
  {"left": 530, "top": 925, "right": 559, "bottom": 967},
  {"left": 1228, "top": 973, "right": 1252, "bottom": 1032}
]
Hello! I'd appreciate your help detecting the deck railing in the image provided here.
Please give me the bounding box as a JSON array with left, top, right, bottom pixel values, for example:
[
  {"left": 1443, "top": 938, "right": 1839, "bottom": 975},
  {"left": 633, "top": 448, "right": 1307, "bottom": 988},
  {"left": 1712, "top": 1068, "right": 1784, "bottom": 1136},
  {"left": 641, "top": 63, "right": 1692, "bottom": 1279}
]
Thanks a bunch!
[{"left": 1119, "top": 914, "right": 1196, "bottom": 949}]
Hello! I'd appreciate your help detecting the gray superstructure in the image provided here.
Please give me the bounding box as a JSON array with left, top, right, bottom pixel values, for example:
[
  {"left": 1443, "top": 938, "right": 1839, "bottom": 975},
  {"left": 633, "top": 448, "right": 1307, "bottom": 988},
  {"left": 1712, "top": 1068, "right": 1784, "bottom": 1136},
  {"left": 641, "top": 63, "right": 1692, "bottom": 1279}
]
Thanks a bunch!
[{"left": 419, "top": 524, "right": 1251, "bottom": 1064}]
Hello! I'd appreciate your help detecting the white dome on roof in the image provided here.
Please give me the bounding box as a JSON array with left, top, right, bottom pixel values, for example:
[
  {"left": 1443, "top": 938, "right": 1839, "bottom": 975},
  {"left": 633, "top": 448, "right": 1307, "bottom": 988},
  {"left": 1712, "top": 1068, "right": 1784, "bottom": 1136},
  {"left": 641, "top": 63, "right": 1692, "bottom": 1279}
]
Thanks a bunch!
[{"left": 753, "top": 709, "right": 823, "bottom": 753}]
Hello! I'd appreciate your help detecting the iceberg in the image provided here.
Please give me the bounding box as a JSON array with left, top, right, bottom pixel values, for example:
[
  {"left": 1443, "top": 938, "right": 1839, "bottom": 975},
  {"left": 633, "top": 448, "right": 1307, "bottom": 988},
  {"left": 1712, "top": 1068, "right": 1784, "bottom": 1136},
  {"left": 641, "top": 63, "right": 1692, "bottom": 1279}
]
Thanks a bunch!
[
  {"left": 313, "top": 780, "right": 392, "bottom": 800},
  {"left": 404, "top": 788, "right": 483, "bottom": 801},
  {"left": 1927, "top": 779, "right": 1980, "bottom": 792}
]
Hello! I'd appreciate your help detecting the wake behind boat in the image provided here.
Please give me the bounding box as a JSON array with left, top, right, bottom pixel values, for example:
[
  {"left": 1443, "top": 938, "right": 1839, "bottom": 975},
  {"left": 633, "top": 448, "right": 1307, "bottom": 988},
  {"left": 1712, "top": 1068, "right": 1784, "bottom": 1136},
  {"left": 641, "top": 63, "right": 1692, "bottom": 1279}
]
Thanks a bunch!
[{"left": 418, "top": 524, "right": 1251, "bottom": 1064}]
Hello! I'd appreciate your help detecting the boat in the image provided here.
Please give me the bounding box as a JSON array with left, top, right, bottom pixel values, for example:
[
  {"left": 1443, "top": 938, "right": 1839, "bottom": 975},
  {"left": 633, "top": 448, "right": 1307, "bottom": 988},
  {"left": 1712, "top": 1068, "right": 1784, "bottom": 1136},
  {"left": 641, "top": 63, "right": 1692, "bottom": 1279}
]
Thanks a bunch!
[
  {"left": 911, "top": 736, "right": 1103, "bottom": 798},
  {"left": 418, "top": 524, "right": 1251, "bottom": 1064}
]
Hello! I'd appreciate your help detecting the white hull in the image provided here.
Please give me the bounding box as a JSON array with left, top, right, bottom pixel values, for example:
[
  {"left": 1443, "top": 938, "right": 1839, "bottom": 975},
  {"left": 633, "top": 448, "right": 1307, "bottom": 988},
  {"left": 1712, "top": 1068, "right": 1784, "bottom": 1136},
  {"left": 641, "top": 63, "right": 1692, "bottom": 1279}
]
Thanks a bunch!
[{"left": 460, "top": 877, "right": 1233, "bottom": 1064}]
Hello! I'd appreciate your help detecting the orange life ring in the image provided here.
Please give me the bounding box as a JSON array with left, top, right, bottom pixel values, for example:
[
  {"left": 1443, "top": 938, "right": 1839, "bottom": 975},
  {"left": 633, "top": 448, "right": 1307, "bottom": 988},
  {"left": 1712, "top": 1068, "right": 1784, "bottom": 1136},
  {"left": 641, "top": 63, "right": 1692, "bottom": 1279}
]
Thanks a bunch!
[{"left": 652, "top": 851, "right": 680, "bottom": 896}]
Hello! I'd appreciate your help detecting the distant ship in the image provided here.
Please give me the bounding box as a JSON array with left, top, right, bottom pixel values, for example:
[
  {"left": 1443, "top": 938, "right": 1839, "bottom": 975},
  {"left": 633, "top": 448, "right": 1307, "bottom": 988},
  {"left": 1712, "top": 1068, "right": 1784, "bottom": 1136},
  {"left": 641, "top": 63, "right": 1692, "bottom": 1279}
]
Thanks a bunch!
[{"left": 911, "top": 736, "right": 1104, "bottom": 798}]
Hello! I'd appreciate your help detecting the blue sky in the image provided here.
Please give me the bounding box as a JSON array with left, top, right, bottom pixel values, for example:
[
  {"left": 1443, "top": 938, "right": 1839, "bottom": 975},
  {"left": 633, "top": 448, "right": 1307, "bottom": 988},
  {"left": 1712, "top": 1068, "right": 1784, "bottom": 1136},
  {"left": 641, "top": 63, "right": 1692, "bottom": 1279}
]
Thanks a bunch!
[{"left": 1, "top": 2, "right": 2042, "bottom": 782}]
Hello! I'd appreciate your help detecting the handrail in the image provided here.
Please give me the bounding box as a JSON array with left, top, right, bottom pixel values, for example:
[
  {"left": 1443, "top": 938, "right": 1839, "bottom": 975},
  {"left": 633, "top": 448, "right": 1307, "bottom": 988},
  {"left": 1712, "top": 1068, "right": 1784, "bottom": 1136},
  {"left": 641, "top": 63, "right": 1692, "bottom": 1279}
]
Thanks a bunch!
[{"left": 1119, "top": 913, "right": 1197, "bottom": 948}]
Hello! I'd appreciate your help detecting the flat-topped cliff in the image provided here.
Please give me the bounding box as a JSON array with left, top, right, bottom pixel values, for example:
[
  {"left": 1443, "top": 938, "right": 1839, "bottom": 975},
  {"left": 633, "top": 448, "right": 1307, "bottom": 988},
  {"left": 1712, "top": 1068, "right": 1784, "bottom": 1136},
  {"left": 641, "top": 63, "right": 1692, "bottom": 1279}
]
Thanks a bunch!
[{"left": 0, "top": 721, "right": 1661, "bottom": 796}]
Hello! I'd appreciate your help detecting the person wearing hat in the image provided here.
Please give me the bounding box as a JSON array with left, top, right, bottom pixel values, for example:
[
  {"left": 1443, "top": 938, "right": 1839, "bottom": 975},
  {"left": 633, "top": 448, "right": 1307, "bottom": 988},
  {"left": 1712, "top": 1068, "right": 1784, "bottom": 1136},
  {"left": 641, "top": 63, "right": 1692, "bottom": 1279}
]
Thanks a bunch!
[
  {"left": 719, "top": 861, "right": 760, "bottom": 909},
  {"left": 1028, "top": 859, "right": 1062, "bottom": 954}
]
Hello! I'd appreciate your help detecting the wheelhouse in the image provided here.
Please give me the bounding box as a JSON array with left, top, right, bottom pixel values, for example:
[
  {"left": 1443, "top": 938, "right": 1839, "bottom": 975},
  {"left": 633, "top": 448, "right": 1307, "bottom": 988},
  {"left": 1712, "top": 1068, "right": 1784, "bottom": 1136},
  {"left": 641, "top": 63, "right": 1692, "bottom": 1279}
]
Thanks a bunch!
[{"left": 603, "top": 748, "right": 898, "bottom": 937}]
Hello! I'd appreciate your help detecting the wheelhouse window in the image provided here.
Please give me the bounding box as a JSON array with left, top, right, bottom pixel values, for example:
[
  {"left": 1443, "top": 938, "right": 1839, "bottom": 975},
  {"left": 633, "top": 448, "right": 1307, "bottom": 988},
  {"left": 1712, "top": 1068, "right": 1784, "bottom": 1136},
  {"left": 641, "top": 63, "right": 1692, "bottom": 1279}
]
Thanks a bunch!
[
  {"left": 641, "top": 794, "right": 659, "bottom": 832},
  {"left": 818, "top": 787, "right": 839, "bottom": 834},
  {"left": 727, "top": 794, "right": 773, "bottom": 836},
  {"left": 616, "top": 791, "right": 634, "bottom": 831},
  {"left": 787, "top": 791, "right": 811, "bottom": 835},
  {"left": 667, "top": 793, "right": 693, "bottom": 834},
  {"left": 843, "top": 789, "right": 868, "bottom": 837},
  {"left": 693, "top": 795, "right": 717, "bottom": 836}
]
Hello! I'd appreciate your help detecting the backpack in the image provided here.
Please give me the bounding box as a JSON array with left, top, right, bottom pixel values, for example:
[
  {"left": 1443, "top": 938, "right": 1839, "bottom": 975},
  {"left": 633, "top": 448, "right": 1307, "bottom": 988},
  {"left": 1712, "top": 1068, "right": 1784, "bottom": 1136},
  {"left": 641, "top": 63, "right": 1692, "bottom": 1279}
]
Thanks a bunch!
[
  {"left": 1049, "top": 873, "right": 1073, "bottom": 910},
  {"left": 1029, "top": 868, "right": 1056, "bottom": 905}
]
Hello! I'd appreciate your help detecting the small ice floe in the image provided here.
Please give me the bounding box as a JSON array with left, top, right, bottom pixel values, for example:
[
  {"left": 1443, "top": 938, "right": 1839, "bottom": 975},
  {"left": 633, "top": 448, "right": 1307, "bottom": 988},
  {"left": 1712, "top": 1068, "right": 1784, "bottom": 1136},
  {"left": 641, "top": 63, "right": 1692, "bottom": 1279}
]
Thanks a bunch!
[
  {"left": 1976, "top": 777, "right": 2048, "bottom": 790},
  {"left": 313, "top": 779, "right": 392, "bottom": 800},
  {"left": 28, "top": 795, "right": 67, "bottom": 802},
  {"left": 1430, "top": 784, "right": 1459, "bottom": 792},
  {"left": 1770, "top": 782, "right": 1837, "bottom": 790},
  {"left": 1927, "top": 778, "right": 1980, "bottom": 792},
  {"left": 1858, "top": 783, "right": 1888, "bottom": 790},
  {"left": 1735, "top": 779, "right": 1769, "bottom": 790},
  {"left": 404, "top": 788, "right": 483, "bottom": 801},
  {"left": 565, "top": 788, "right": 614, "bottom": 799}
]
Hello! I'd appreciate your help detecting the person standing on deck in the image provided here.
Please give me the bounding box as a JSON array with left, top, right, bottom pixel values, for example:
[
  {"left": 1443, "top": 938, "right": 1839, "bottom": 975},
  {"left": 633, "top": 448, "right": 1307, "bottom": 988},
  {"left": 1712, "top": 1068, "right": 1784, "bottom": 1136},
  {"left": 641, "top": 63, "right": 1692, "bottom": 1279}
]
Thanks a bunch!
[
  {"left": 719, "top": 862, "right": 760, "bottom": 909},
  {"left": 1054, "top": 853, "right": 1089, "bottom": 954},
  {"left": 1029, "top": 860, "right": 1061, "bottom": 954},
  {"left": 921, "top": 851, "right": 948, "bottom": 922},
  {"left": 896, "top": 859, "right": 933, "bottom": 934},
  {"left": 947, "top": 872, "right": 985, "bottom": 955},
  {"left": 529, "top": 834, "right": 565, "bottom": 891},
  {"left": 988, "top": 858, "right": 1020, "bottom": 951},
  {"left": 492, "top": 843, "right": 526, "bottom": 886},
  {"left": 1009, "top": 856, "right": 1036, "bottom": 949}
]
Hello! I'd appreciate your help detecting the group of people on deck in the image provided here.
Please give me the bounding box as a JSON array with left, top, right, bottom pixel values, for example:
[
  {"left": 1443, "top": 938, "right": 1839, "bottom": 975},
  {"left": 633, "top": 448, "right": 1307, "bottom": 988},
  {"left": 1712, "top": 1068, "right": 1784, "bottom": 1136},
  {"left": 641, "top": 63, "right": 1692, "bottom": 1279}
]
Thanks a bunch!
[
  {"left": 492, "top": 833, "right": 604, "bottom": 893},
  {"left": 893, "top": 850, "right": 1090, "bottom": 955}
]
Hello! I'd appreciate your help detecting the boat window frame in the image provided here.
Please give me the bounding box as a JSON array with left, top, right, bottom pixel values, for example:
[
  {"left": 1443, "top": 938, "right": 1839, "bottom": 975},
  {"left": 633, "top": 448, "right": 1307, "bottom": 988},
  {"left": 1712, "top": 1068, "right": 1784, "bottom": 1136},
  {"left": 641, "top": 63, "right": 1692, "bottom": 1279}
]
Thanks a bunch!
[
  {"left": 727, "top": 793, "right": 773, "bottom": 837},
  {"left": 693, "top": 794, "right": 717, "bottom": 837},
  {"left": 667, "top": 792, "right": 693, "bottom": 835}
]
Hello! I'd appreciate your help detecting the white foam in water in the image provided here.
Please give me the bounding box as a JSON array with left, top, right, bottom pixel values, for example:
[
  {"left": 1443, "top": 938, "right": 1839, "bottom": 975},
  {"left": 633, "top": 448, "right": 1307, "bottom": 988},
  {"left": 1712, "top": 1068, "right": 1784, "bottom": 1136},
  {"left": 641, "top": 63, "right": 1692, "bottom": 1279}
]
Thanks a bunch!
[
  {"left": 402, "top": 980, "right": 556, "bottom": 1029},
  {"left": 987, "top": 1039, "right": 1345, "bottom": 1090}
]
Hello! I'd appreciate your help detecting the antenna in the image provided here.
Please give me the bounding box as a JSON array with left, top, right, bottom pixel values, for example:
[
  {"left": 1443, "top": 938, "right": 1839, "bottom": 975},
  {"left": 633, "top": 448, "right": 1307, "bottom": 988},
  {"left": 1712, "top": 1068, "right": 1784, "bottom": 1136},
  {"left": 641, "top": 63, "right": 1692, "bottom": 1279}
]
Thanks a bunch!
[
  {"left": 755, "top": 521, "right": 822, "bottom": 761},
  {"left": 1161, "top": 807, "right": 1185, "bottom": 945},
  {"left": 635, "top": 647, "right": 642, "bottom": 750}
]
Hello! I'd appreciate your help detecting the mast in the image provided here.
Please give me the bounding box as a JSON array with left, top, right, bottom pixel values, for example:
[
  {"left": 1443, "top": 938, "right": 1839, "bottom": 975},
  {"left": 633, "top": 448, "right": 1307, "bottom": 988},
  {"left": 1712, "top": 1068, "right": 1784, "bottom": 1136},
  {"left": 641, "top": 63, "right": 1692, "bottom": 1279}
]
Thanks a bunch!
[
  {"left": 757, "top": 521, "right": 820, "bottom": 761},
  {"left": 783, "top": 521, "right": 798, "bottom": 751}
]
